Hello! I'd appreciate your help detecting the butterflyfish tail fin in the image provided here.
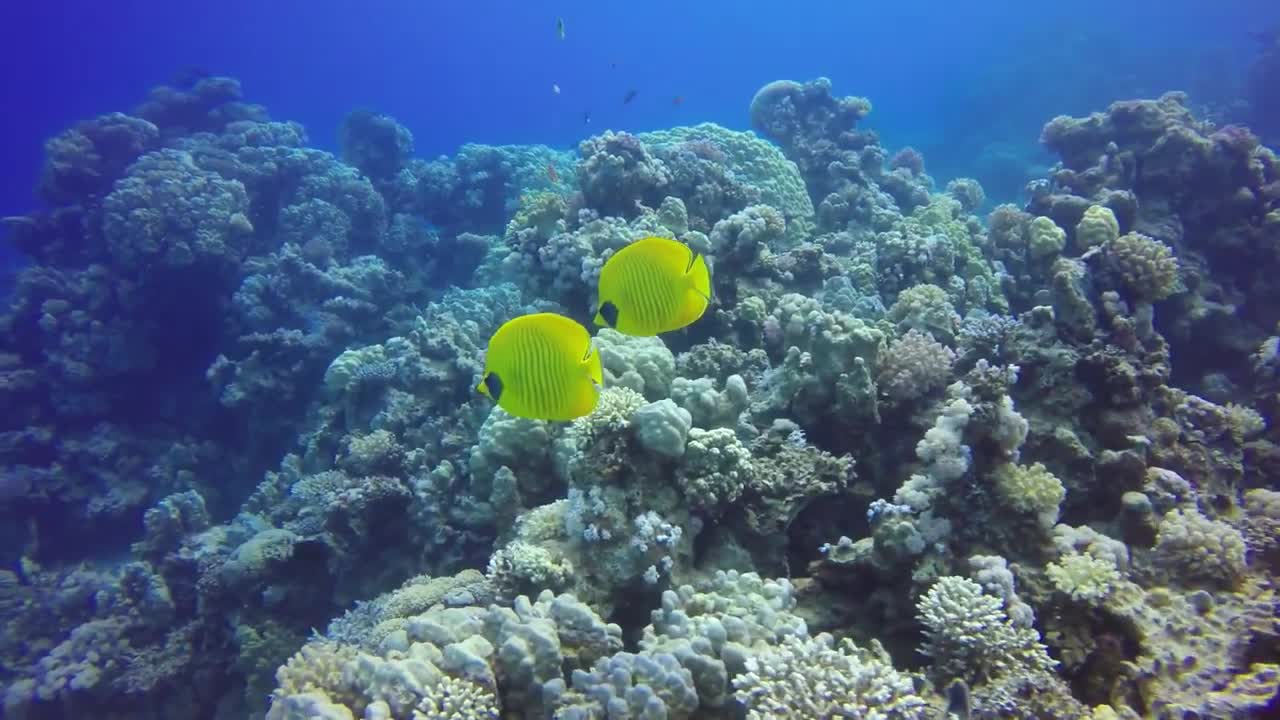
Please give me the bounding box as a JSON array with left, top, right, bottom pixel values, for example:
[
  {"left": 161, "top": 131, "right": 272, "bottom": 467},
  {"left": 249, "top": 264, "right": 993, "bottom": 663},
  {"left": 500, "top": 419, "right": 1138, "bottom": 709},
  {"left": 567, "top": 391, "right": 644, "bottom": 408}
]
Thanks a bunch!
[
  {"left": 582, "top": 341, "right": 604, "bottom": 387},
  {"left": 685, "top": 251, "right": 712, "bottom": 302}
]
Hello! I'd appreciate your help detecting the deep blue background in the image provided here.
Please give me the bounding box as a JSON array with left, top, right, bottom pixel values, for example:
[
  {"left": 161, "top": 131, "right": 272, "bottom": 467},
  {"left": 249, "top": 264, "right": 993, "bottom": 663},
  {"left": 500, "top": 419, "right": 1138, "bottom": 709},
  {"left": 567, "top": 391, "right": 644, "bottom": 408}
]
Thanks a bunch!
[{"left": 1, "top": 0, "right": 1276, "bottom": 225}]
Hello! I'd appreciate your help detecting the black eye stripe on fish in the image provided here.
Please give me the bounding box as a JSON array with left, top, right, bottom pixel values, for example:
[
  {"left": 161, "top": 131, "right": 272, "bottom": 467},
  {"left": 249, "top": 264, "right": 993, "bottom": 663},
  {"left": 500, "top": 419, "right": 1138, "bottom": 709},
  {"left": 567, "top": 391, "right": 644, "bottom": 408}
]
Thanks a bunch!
[{"left": 477, "top": 313, "right": 601, "bottom": 420}]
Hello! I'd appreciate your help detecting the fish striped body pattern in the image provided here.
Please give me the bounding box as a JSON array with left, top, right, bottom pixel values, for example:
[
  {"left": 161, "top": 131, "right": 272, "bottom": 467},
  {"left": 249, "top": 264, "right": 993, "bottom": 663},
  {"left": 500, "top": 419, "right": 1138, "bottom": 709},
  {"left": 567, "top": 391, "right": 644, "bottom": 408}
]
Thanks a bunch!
[
  {"left": 478, "top": 313, "right": 601, "bottom": 421},
  {"left": 595, "top": 237, "right": 711, "bottom": 337}
]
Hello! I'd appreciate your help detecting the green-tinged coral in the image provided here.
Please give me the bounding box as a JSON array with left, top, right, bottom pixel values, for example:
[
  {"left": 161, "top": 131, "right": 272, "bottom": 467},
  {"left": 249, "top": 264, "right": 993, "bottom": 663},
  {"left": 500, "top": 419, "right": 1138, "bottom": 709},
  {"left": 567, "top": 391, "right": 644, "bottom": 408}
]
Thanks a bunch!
[
  {"left": 886, "top": 283, "right": 960, "bottom": 344},
  {"left": 1046, "top": 553, "right": 1121, "bottom": 604},
  {"left": 1028, "top": 215, "right": 1067, "bottom": 259},
  {"left": 991, "top": 461, "right": 1066, "bottom": 530},
  {"left": 733, "top": 635, "right": 927, "bottom": 719},
  {"left": 1106, "top": 231, "right": 1180, "bottom": 300},
  {"left": 1074, "top": 204, "right": 1120, "bottom": 249},
  {"left": 1223, "top": 401, "right": 1266, "bottom": 442},
  {"left": 504, "top": 190, "right": 567, "bottom": 239}
]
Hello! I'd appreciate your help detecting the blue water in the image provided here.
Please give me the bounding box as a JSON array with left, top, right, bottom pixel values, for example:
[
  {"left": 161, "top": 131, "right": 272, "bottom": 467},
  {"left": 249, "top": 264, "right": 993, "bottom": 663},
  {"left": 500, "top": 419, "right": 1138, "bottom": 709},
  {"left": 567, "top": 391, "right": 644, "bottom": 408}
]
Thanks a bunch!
[{"left": 1, "top": 0, "right": 1274, "bottom": 223}]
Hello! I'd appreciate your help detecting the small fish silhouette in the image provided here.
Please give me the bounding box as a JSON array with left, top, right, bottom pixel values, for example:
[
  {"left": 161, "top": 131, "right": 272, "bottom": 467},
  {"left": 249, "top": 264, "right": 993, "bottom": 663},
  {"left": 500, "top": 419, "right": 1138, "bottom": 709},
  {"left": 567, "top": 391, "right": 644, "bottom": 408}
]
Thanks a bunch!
[
  {"left": 552, "top": 83, "right": 561, "bottom": 95},
  {"left": 547, "top": 162, "right": 559, "bottom": 184},
  {"left": 583, "top": 110, "right": 592, "bottom": 124},
  {"left": 672, "top": 96, "right": 684, "bottom": 106},
  {"left": 556, "top": 17, "right": 566, "bottom": 40},
  {"left": 623, "top": 89, "right": 638, "bottom": 105}
]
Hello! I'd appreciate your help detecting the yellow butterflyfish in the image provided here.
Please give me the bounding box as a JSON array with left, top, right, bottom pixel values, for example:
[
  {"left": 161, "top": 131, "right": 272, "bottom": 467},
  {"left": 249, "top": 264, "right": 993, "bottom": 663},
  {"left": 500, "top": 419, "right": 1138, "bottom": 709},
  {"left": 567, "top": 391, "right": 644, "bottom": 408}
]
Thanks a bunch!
[
  {"left": 594, "top": 236, "right": 711, "bottom": 337},
  {"left": 476, "top": 313, "right": 602, "bottom": 421}
]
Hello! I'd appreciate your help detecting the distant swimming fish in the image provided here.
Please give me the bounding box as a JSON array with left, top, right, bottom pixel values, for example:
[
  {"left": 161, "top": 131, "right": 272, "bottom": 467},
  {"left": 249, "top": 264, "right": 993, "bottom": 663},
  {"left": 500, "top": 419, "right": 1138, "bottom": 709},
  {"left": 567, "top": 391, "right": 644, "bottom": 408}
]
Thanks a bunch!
[
  {"left": 552, "top": 83, "right": 561, "bottom": 95},
  {"left": 672, "top": 96, "right": 684, "bottom": 106},
  {"left": 547, "top": 162, "right": 559, "bottom": 184},
  {"left": 623, "top": 89, "right": 638, "bottom": 105},
  {"left": 583, "top": 110, "right": 592, "bottom": 124},
  {"left": 556, "top": 17, "right": 566, "bottom": 40}
]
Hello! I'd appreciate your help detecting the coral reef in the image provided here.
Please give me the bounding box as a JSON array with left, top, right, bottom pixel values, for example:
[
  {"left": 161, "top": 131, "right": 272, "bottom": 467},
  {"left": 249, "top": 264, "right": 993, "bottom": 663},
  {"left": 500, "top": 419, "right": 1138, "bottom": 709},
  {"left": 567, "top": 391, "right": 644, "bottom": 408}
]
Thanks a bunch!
[{"left": 1, "top": 72, "right": 1277, "bottom": 720}]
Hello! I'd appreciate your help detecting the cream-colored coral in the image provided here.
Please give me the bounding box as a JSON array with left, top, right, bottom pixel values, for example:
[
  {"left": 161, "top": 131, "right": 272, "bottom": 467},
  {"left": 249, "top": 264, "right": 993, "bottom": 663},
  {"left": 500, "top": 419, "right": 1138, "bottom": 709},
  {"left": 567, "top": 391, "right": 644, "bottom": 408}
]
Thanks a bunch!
[
  {"left": 733, "top": 634, "right": 927, "bottom": 720},
  {"left": 566, "top": 386, "right": 646, "bottom": 441},
  {"left": 1154, "top": 507, "right": 1246, "bottom": 588},
  {"left": 1106, "top": 232, "right": 1179, "bottom": 300},
  {"left": 1243, "top": 488, "right": 1280, "bottom": 565},
  {"left": 381, "top": 570, "right": 491, "bottom": 623},
  {"left": 1046, "top": 553, "right": 1121, "bottom": 604},
  {"left": 637, "top": 122, "right": 814, "bottom": 241},
  {"left": 412, "top": 675, "right": 500, "bottom": 719},
  {"left": 593, "top": 329, "right": 675, "bottom": 400},
  {"left": 272, "top": 642, "right": 359, "bottom": 705},
  {"left": 486, "top": 541, "right": 573, "bottom": 594},
  {"left": 1223, "top": 402, "right": 1266, "bottom": 442}
]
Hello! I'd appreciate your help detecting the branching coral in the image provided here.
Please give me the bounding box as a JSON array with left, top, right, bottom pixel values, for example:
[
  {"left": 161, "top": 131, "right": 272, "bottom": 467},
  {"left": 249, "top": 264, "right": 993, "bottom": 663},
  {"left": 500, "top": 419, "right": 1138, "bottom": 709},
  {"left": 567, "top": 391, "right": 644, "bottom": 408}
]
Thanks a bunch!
[
  {"left": 733, "top": 635, "right": 927, "bottom": 719},
  {"left": 917, "top": 576, "right": 1057, "bottom": 684}
]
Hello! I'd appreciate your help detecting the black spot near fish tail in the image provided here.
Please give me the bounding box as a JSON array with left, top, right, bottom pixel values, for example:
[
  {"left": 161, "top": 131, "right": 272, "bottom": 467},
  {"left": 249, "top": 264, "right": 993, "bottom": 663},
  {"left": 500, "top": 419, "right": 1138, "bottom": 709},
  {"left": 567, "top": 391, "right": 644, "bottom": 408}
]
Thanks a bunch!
[
  {"left": 484, "top": 372, "right": 504, "bottom": 402},
  {"left": 599, "top": 301, "right": 619, "bottom": 328}
]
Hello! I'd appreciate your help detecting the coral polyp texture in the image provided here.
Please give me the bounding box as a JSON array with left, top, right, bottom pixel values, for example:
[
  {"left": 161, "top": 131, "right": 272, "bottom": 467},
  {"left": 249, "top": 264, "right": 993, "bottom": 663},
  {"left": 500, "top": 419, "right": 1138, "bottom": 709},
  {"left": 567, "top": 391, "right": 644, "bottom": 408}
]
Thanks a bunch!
[{"left": 1, "top": 70, "right": 1277, "bottom": 720}]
